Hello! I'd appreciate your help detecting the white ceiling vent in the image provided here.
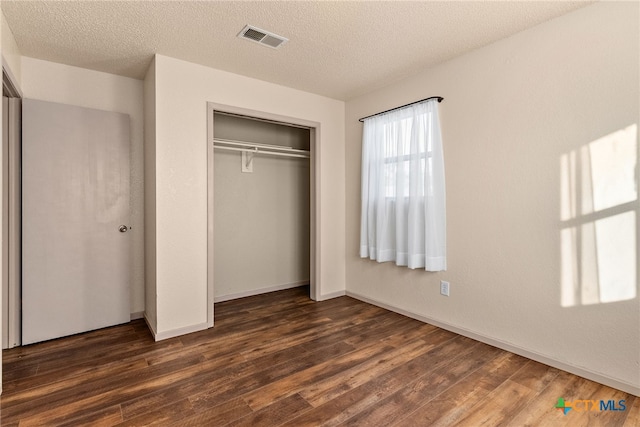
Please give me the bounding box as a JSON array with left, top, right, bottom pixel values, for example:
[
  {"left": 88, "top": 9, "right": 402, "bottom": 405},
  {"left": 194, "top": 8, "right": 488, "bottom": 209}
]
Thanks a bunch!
[{"left": 238, "top": 25, "right": 288, "bottom": 49}]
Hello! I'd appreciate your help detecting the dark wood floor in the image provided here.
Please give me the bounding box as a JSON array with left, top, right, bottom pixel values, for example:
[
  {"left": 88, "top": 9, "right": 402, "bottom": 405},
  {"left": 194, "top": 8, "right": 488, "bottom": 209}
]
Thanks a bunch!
[{"left": 1, "top": 286, "right": 638, "bottom": 426}]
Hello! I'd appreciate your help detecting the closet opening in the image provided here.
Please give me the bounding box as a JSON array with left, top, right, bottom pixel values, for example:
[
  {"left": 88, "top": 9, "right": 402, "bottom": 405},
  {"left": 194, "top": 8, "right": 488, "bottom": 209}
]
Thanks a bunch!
[{"left": 207, "top": 103, "right": 320, "bottom": 325}]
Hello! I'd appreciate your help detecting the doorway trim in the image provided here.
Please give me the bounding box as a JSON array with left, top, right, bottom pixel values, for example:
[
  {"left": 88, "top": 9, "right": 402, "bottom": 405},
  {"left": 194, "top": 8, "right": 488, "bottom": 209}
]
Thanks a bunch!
[
  {"left": 206, "top": 102, "right": 321, "bottom": 327},
  {"left": 2, "top": 60, "right": 22, "bottom": 349}
]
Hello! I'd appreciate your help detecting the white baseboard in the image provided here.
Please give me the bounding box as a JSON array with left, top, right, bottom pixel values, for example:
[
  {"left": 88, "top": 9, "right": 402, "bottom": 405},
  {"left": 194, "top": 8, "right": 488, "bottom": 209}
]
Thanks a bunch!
[
  {"left": 318, "top": 290, "right": 346, "bottom": 301},
  {"left": 346, "top": 290, "right": 640, "bottom": 397},
  {"left": 143, "top": 313, "right": 157, "bottom": 338},
  {"left": 143, "top": 313, "right": 209, "bottom": 342},
  {"left": 214, "top": 281, "right": 309, "bottom": 303},
  {"left": 154, "top": 322, "right": 209, "bottom": 342}
]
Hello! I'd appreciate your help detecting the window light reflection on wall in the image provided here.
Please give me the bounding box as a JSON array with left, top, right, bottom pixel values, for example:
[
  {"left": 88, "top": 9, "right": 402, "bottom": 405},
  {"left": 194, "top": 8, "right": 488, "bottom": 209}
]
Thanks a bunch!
[{"left": 560, "top": 124, "right": 638, "bottom": 307}]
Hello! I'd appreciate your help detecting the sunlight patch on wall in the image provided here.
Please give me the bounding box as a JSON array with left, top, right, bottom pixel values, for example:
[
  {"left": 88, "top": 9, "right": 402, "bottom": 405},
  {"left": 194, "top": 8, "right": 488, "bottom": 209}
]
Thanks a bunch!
[{"left": 560, "top": 124, "right": 638, "bottom": 307}]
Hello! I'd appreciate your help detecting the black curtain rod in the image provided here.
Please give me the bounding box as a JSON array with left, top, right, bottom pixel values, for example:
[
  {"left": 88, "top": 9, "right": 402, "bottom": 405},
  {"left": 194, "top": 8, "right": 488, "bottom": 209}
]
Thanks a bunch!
[{"left": 358, "top": 96, "right": 444, "bottom": 122}]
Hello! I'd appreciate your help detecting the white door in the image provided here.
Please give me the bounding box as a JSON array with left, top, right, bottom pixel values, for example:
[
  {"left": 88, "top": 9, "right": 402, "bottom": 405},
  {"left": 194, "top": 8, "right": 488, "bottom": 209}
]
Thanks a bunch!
[{"left": 22, "top": 99, "right": 131, "bottom": 345}]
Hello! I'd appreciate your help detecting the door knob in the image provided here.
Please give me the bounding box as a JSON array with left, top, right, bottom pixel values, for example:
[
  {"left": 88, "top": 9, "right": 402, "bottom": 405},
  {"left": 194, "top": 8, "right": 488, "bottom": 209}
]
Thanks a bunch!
[{"left": 119, "top": 225, "right": 128, "bottom": 233}]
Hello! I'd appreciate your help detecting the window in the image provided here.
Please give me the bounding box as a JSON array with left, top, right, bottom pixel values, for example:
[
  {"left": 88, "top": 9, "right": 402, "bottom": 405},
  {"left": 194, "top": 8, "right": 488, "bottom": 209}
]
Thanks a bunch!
[
  {"left": 383, "top": 115, "right": 432, "bottom": 198},
  {"left": 360, "top": 98, "right": 446, "bottom": 271}
]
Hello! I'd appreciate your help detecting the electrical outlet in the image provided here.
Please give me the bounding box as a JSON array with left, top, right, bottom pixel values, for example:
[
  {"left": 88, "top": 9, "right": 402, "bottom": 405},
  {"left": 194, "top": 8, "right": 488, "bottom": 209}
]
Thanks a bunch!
[{"left": 440, "top": 280, "right": 450, "bottom": 297}]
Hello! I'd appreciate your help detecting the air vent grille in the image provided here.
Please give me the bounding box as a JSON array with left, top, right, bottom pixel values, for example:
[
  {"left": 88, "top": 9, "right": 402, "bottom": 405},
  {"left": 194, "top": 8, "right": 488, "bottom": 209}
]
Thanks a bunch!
[
  {"left": 238, "top": 25, "right": 288, "bottom": 49},
  {"left": 243, "top": 28, "right": 266, "bottom": 42}
]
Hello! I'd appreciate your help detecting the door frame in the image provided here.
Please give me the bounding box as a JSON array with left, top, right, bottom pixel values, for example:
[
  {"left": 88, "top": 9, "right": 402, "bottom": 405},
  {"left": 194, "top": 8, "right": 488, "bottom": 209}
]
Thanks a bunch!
[
  {"left": 206, "top": 102, "right": 321, "bottom": 327},
  {"left": 2, "top": 63, "right": 22, "bottom": 349}
]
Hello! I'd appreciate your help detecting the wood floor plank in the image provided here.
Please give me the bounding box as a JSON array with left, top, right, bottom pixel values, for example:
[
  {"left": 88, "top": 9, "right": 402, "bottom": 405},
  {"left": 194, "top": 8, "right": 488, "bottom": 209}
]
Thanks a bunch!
[
  {"left": 0, "top": 364, "right": 38, "bottom": 383},
  {"left": 212, "top": 287, "right": 310, "bottom": 317},
  {"left": 116, "top": 399, "right": 196, "bottom": 426},
  {"left": 509, "top": 359, "right": 561, "bottom": 392},
  {"left": 454, "top": 379, "right": 537, "bottom": 426},
  {"left": 395, "top": 352, "right": 522, "bottom": 427},
  {"left": 0, "top": 354, "right": 199, "bottom": 424},
  {"left": 156, "top": 312, "right": 339, "bottom": 377},
  {"left": 281, "top": 332, "right": 463, "bottom": 427},
  {"left": 3, "top": 339, "right": 182, "bottom": 396},
  {"left": 184, "top": 299, "right": 381, "bottom": 355},
  {"left": 16, "top": 401, "right": 124, "bottom": 426},
  {"left": 57, "top": 405, "right": 124, "bottom": 427},
  {"left": 2, "top": 323, "right": 139, "bottom": 360},
  {"left": 299, "top": 328, "right": 454, "bottom": 408},
  {"left": 230, "top": 394, "right": 311, "bottom": 427},
  {"left": 237, "top": 306, "right": 399, "bottom": 362},
  {"left": 1, "top": 357, "right": 151, "bottom": 409},
  {"left": 242, "top": 341, "right": 397, "bottom": 411},
  {"left": 299, "top": 338, "right": 431, "bottom": 407},
  {"left": 184, "top": 349, "right": 323, "bottom": 415},
  {"left": 623, "top": 396, "right": 640, "bottom": 426},
  {"left": 179, "top": 397, "right": 253, "bottom": 427},
  {"left": 128, "top": 340, "right": 355, "bottom": 420},
  {"left": 338, "top": 338, "right": 494, "bottom": 426},
  {"left": 180, "top": 309, "right": 332, "bottom": 350},
  {"left": 503, "top": 370, "right": 580, "bottom": 427},
  {"left": 1, "top": 286, "right": 636, "bottom": 426},
  {"left": 235, "top": 306, "right": 391, "bottom": 353}
]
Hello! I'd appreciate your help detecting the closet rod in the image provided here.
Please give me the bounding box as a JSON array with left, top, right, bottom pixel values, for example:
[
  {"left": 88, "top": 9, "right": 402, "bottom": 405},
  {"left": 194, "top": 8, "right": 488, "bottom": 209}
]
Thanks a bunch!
[
  {"left": 214, "top": 145, "right": 310, "bottom": 159},
  {"left": 213, "top": 138, "right": 310, "bottom": 156}
]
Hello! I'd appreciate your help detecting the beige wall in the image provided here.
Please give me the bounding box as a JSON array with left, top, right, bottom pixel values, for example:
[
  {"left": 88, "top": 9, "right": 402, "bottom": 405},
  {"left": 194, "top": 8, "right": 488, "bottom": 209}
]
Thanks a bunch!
[
  {"left": 21, "top": 57, "right": 146, "bottom": 316},
  {"left": 1, "top": 11, "right": 20, "bottom": 90},
  {"left": 214, "top": 115, "right": 310, "bottom": 300},
  {"left": 148, "top": 54, "right": 345, "bottom": 337},
  {"left": 345, "top": 1, "right": 639, "bottom": 395}
]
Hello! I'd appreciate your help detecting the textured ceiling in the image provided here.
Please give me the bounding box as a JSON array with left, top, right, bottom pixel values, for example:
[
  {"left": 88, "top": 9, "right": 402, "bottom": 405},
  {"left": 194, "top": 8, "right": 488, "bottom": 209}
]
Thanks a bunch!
[{"left": 1, "top": 1, "right": 593, "bottom": 100}]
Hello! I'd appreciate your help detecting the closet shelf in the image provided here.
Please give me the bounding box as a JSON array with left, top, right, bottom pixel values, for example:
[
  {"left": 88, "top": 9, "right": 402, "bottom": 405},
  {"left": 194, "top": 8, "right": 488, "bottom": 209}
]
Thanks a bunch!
[{"left": 213, "top": 138, "right": 310, "bottom": 159}]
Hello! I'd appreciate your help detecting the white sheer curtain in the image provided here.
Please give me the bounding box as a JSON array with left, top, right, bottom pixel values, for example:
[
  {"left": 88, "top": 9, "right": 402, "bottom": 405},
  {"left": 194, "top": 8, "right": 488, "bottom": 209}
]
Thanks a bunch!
[{"left": 360, "top": 98, "right": 446, "bottom": 271}]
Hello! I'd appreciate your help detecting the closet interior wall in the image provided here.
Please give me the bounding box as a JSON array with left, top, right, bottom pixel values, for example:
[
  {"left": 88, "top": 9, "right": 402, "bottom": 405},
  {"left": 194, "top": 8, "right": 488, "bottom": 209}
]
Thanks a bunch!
[{"left": 213, "top": 112, "right": 310, "bottom": 301}]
